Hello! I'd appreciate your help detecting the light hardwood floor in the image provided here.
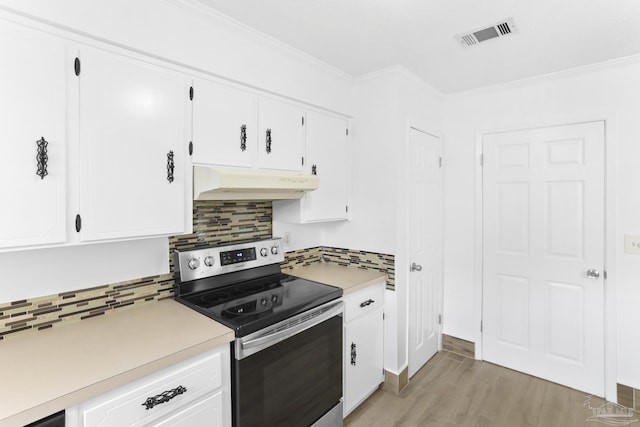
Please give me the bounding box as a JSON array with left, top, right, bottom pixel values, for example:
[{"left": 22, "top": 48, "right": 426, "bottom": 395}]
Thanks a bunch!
[{"left": 344, "top": 351, "right": 630, "bottom": 427}]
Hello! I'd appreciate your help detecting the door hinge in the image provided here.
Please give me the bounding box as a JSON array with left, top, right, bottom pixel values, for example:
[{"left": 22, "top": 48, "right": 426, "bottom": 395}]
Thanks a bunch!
[
  {"left": 383, "top": 312, "right": 385, "bottom": 320},
  {"left": 301, "top": 156, "right": 304, "bottom": 166},
  {"left": 480, "top": 154, "right": 484, "bottom": 166},
  {"left": 346, "top": 205, "right": 349, "bottom": 213},
  {"left": 439, "top": 157, "right": 442, "bottom": 168},
  {"left": 74, "top": 57, "right": 81, "bottom": 76},
  {"left": 346, "top": 128, "right": 349, "bottom": 136},
  {"left": 188, "top": 141, "right": 193, "bottom": 156},
  {"left": 480, "top": 320, "right": 483, "bottom": 332},
  {"left": 301, "top": 116, "right": 305, "bottom": 126},
  {"left": 438, "top": 314, "right": 442, "bottom": 325},
  {"left": 75, "top": 214, "right": 82, "bottom": 233},
  {"left": 604, "top": 270, "right": 608, "bottom": 279},
  {"left": 189, "top": 86, "right": 194, "bottom": 101}
]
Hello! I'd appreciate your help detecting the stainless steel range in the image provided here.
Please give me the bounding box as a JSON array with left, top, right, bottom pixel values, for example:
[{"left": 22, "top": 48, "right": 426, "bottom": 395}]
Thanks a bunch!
[{"left": 174, "top": 238, "right": 344, "bottom": 427}]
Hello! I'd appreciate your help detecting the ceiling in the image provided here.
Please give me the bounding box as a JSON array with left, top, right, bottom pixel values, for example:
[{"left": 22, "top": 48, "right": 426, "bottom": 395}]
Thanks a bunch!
[{"left": 193, "top": 0, "right": 640, "bottom": 93}]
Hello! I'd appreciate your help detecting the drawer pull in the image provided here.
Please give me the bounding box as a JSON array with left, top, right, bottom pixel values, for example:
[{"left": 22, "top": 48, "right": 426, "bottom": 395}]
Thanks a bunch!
[
  {"left": 360, "top": 299, "right": 375, "bottom": 308},
  {"left": 141, "top": 385, "right": 187, "bottom": 410}
]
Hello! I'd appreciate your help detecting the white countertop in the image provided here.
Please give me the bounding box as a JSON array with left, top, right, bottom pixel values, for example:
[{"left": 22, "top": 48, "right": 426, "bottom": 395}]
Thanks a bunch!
[
  {"left": 288, "top": 262, "right": 387, "bottom": 295},
  {"left": 0, "top": 299, "right": 234, "bottom": 427}
]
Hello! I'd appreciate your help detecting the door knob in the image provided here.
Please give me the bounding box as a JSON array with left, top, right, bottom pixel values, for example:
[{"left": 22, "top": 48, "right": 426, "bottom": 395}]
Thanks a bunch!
[
  {"left": 586, "top": 268, "right": 600, "bottom": 279},
  {"left": 410, "top": 262, "right": 422, "bottom": 272}
]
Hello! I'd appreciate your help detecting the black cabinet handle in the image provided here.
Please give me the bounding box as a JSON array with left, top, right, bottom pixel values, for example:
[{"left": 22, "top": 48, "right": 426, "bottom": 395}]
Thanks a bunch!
[
  {"left": 360, "top": 299, "right": 375, "bottom": 308},
  {"left": 240, "top": 124, "right": 247, "bottom": 151},
  {"left": 350, "top": 343, "right": 357, "bottom": 366},
  {"left": 141, "top": 385, "right": 187, "bottom": 410},
  {"left": 167, "top": 151, "right": 175, "bottom": 183},
  {"left": 311, "top": 164, "right": 317, "bottom": 175},
  {"left": 36, "top": 137, "right": 49, "bottom": 180},
  {"left": 265, "top": 128, "right": 272, "bottom": 154}
]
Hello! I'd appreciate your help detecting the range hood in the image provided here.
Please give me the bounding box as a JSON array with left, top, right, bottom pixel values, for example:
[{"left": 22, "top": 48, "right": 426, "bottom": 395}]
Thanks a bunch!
[{"left": 193, "top": 166, "right": 319, "bottom": 200}]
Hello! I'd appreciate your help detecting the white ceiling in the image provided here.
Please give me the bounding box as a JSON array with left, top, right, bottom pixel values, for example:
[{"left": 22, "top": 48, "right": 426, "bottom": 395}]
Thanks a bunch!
[{"left": 193, "top": 0, "right": 640, "bottom": 93}]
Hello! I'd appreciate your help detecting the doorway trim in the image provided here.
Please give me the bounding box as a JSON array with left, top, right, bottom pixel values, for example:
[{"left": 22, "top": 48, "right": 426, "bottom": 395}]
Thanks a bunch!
[{"left": 473, "top": 112, "right": 618, "bottom": 400}]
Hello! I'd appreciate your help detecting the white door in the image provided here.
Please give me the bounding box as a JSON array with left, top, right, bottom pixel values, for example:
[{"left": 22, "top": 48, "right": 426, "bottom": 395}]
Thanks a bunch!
[
  {"left": 482, "top": 121, "right": 605, "bottom": 395},
  {"left": 408, "top": 128, "right": 442, "bottom": 378},
  {"left": 303, "top": 111, "right": 348, "bottom": 222},
  {"left": 0, "top": 22, "right": 67, "bottom": 249},
  {"left": 192, "top": 79, "right": 257, "bottom": 167},
  {"left": 78, "top": 47, "right": 189, "bottom": 241},
  {"left": 257, "top": 97, "right": 303, "bottom": 171}
]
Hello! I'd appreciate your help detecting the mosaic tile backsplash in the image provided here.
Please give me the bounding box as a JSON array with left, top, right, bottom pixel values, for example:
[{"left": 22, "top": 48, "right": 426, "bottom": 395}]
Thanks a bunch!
[
  {"left": 0, "top": 200, "right": 395, "bottom": 341},
  {"left": 0, "top": 200, "right": 272, "bottom": 341}
]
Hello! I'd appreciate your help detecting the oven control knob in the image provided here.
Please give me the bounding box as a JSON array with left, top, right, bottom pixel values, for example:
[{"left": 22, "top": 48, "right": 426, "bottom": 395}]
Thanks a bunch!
[
  {"left": 204, "top": 256, "right": 215, "bottom": 267},
  {"left": 271, "top": 295, "right": 278, "bottom": 303},
  {"left": 261, "top": 298, "right": 269, "bottom": 307},
  {"left": 260, "top": 248, "right": 268, "bottom": 257},
  {"left": 271, "top": 246, "right": 279, "bottom": 255},
  {"left": 187, "top": 258, "right": 200, "bottom": 270}
]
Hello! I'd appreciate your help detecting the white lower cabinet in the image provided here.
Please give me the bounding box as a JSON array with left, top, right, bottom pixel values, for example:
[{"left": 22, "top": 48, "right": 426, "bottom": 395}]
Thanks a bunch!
[
  {"left": 343, "top": 282, "right": 385, "bottom": 416},
  {"left": 67, "top": 345, "right": 230, "bottom": 427}
]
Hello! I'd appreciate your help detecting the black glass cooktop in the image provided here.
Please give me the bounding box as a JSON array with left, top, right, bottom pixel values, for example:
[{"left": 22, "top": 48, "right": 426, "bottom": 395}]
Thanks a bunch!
[{"left": 177, "top": 273, "right": 342, "bottom": 337}]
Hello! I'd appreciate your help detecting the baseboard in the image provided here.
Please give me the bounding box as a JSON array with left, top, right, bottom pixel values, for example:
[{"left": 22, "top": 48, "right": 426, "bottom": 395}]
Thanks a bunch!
[
  {"left": 382, "top": 367, "right": 409, "bottom": 395},
  {"left": 442, "top": 334, "right": 475, "bottom": 359},
  {"left": 617, "top": 383, "right": 640, "bottom": 410}
]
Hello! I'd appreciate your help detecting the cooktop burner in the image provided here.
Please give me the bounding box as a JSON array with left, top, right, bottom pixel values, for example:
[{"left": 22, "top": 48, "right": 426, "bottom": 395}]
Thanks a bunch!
[
  {"left": 179, "top": 273, "right": 340, "bottom": 336},
  {"left": 173, "top": 238, "right": 342, "bottom": 337}
]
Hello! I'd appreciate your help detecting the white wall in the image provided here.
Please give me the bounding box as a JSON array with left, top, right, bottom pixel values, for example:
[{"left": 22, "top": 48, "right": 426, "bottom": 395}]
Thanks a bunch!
[
  {"left": 309, "top": 67, "right": 442, "bottom": 373},
  {"left": 442, "top": 57, "right": 640, "bottom": 387}
]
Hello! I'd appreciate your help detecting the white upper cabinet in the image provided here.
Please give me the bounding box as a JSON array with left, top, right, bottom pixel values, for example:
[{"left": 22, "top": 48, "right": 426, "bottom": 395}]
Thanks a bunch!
[
  {"left": 257, "top": 97, "right": 304, "bottom": 171},
  {"left": 304, "top": 111, "right": 349, "bottom": 221},
  {"left": 273, "top": 110, "right": 349, "bottom": 223},
  {"left": 77, "top": 48, "right": 190, "bottom": 242},
  {"left": 192, "top": 84, "right": 303, "bottom": 172},
  {"left": 192, "top": 79, "right": 257, "bottom": 167},
  {"left": 0, "top": 22, "right": 67, "bottom": 249}
]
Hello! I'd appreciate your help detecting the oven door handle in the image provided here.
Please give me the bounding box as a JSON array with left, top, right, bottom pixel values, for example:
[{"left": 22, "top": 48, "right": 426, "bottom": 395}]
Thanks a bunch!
[{"left": 236, "top": 300, "right": 343, "bottom": 360}]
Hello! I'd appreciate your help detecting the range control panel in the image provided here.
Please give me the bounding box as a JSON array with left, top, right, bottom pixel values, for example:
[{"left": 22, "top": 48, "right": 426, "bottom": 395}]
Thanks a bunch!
[{"left": 175, "top": 238, "right": 284, "bottom": 282}]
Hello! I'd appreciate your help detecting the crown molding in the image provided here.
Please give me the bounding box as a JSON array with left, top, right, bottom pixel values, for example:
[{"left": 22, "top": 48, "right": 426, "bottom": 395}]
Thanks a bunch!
[
  {"left": 446, "top": 53, "right": 640, "bottom": 99},
  {"left": 355, "top": 65, "right": 443, "bottom": 99},
  {"left": 164, "top": 0, "right": 354, "bottom": 83}
]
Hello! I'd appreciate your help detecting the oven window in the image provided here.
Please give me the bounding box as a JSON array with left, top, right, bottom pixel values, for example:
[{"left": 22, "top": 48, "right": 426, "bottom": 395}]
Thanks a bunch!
[{"left": 233, "top": 315, "right": 342, "bottom": 427}]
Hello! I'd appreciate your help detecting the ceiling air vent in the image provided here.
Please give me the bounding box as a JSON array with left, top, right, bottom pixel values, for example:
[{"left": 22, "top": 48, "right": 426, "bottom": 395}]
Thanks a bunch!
[{"left": 455, "top": 18, "right": 517, "bottom": 48}]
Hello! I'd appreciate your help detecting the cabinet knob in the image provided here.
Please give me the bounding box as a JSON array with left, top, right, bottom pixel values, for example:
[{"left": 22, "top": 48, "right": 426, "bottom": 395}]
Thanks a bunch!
[
  {"left": 240, "top": 124, "right": 247, "bottom": 152},
  {"left": 360, "top": 299, "right": 375, "bottom": 308},
  {"left": 350, "top": 342, "right": 357, "bottom": 366},
  {"left": 36, "top": 137, "right": 49, "bottom": 180},
  {"left": 265, "top": 128, "right": 272, "bottom": 154},
  {"left": 141, "top": 385, "right": 187, "bottom": 410},
  {"left": 166, "top": 151, "right": 175, "bottom": 183}
]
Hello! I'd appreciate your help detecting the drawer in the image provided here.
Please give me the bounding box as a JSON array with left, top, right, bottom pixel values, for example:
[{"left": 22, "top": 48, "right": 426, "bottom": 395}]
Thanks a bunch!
[
  {"left": 343, "top": 281, "right": 384, "bottom": 323},
  {"left": 78, "top": 349, "right": 224, "bottom": 427},
  {"left": 154, "top": 391, "right": 223, "bottom": 427}
]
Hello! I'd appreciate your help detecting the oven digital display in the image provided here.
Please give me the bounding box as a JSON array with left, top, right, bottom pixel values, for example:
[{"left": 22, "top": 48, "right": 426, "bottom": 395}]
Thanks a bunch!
[{"left": 220, "top": 247, "right": 257, "bottom": 266}]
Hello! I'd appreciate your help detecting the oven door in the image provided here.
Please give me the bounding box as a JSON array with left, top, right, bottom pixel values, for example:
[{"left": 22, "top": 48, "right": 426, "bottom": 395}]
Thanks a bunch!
[{"left": 232, "top": 299, "right": 343, "bottom": 427}]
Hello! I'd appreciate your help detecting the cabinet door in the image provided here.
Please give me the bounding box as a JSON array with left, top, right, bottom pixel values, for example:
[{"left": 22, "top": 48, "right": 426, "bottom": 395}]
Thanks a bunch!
[
  {"left": 192, "top": 79, "right": 256, "bottom": 167},
  {"left": 78, "top": 48, "right": 189, "bottom": 241},
  {"left": 257, "top": 97, "right": 303, "bottom": 171},
  {"left": 344, "top": 308, "right": 384, "bottom": 415},
  {"left": 304, "top": 112, "right": 349, "bottom": 221},
  {"left": 0, "top": 22, "right": 67, "bottom": 249}
]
